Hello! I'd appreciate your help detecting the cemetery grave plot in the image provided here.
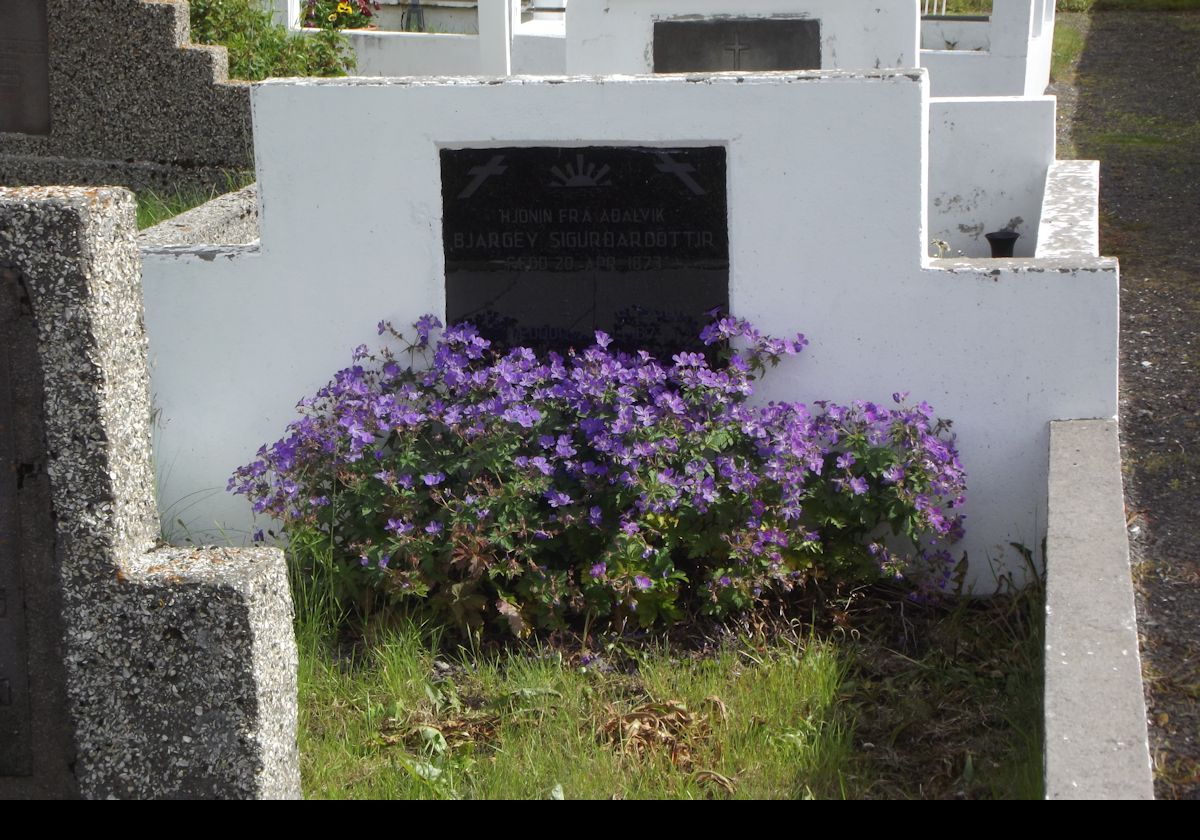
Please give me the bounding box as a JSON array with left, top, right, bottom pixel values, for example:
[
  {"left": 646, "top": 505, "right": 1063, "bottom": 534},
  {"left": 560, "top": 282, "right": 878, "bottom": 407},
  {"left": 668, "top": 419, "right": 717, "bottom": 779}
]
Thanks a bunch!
[
  {"left": 144, "top": 70, "right": 1116, "bottom": 593},
  {"left": 442, "top": 145, "right": 729, "bottom": 359}
]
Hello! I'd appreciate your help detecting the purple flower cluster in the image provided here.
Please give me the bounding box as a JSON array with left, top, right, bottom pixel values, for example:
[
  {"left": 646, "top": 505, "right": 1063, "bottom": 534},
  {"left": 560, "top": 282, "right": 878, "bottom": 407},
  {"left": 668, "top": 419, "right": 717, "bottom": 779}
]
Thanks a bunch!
[{"left": 229, "top": 315, "right": 966, "bottom": 633}]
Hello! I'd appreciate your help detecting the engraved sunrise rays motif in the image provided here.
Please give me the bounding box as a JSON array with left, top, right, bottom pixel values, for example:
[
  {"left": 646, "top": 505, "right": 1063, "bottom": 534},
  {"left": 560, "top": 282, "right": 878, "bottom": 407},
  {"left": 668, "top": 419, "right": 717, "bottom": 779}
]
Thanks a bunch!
[{"left": 549, "top": 154, "right": 613, "bottom": 189}]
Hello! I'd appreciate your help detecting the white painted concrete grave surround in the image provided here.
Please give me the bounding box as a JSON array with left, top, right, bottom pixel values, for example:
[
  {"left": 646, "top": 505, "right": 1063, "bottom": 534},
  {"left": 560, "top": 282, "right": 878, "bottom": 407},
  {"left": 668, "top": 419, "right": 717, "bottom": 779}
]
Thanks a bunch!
[
  {"left": 565, "top": 0, "right": 920, "bottom": 75},
  {"left": 141, "top": 72, "right": 1117, "bottom": 591},
  {"left": 920, "top": 0, "right": 1056, "bottom": 98},
  {"left": 928, "top": 95, "right": 1057, "bottom": 258},
  {"left": 266, "top": 1, "right": 1055, "bottom": 104}
]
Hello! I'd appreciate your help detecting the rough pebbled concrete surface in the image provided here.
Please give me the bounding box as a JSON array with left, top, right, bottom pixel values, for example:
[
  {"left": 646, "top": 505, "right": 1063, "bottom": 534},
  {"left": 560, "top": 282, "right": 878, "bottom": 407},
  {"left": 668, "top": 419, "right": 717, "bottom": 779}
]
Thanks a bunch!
[
  {"left": 139, "top": 183, "right": 260, "bottom": 248},
  {"left": 1045, "top": 419, "right": 1154, "bottom": 800},
  {"left": 1036, "top": 160, "right": 1100, "bottom": 259},
  {"left": 0, "top": 1, "right": 252, "bottom": 194},
  {"left": 0, "top": 186, "right": 298, "bottom": 799}
]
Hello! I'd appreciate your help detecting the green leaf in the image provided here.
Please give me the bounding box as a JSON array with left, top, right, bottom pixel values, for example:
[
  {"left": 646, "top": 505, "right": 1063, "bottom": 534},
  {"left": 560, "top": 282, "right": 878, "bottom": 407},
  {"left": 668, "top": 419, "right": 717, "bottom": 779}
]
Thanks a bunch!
[{"left": 417, "top": 726, "right": 448, "bottom": 755}]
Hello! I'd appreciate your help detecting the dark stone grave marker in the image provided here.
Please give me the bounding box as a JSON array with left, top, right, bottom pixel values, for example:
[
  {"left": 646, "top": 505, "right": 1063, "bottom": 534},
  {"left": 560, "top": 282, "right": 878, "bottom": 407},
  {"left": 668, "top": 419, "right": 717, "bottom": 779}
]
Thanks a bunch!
[
  {"left": 442, "top": 145, "right": 728, "bottom": 358},
  {"left": 653, "top": 17, "right": 821, "bottom": 73},
  {"left": 0, "top": 0, "right": 51, "bottom": 136}
]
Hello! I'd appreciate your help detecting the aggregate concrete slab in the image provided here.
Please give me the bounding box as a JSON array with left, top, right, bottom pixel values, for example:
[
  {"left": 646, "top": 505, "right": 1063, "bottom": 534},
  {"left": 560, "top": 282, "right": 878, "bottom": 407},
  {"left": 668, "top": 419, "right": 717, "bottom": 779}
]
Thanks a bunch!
[
  {"left": 139, "top": 183, "right": 259, "bottom": 248},
  {"left": 0, "top": 1, "right": 252, "bottom": 194},
  {"left": 0, "top": 186, "right": 298, "bottom": 799}
]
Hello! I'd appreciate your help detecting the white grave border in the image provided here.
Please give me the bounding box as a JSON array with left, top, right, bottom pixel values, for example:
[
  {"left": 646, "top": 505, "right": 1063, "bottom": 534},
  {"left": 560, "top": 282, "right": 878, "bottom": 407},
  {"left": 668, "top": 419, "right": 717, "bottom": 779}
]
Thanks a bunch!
[{"left": 141, "top": 70, "right": 1117, "bottom": 593}]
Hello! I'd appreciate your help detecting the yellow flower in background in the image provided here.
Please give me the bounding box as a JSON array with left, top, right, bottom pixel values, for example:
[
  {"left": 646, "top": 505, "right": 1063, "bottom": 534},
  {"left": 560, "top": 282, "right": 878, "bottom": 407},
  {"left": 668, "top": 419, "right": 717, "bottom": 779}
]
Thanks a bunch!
[
  {"left": 327, "top": 12, "right": 337, "bottom": 20},
  {"left": 337, "top": 2, "right": 353, "bottom": 12}
]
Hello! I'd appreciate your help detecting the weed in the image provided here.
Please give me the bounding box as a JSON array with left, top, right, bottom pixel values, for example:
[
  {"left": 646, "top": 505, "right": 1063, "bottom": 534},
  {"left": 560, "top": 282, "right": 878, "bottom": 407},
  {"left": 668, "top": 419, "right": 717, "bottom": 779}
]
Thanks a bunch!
[
  {"left": 189, "top": 0, "right": 355, "bottom": 81},
  {"left": 136, "top": 171, "right": 254, "bottom": 229},
  {"left": 293, "top": 548, "right": 1045, "bottom": 799},
  {"left": 1051, "top": 14, "right": 1088, "bottom": 84}
]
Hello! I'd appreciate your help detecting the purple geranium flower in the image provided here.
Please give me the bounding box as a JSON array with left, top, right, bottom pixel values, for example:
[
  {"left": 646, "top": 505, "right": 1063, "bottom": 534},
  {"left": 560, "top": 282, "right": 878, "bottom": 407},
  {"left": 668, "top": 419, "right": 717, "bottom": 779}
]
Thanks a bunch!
[
  {"left": 545, "top": 490, "right": 572, "bottom": 508},
  {"left": 386, "top": 517, "right": 413, "bottom": 535},
  {"left": 230, "top": 312, "right": 968, "bottom": 633}
]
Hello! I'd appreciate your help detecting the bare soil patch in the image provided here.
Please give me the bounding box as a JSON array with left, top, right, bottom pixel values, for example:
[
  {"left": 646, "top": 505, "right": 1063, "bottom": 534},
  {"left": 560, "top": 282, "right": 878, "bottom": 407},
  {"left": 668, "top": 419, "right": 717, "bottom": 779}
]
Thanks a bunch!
[{"left": 1069, "top": 9, "right": 1200, "bottom": 798}]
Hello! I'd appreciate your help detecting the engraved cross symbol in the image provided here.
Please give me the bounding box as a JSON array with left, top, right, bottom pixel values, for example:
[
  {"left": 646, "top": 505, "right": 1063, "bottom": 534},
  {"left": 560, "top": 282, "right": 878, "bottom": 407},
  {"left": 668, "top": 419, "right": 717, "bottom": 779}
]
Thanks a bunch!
[
  {"left": 655, "top": 152, "right": 706, "bottom": 196},
  {"left": 723, "top": 32, "right": 750, "bottom": 70},
  {"left": 457, "top": 154, "right": 508, "bottom": 199}
]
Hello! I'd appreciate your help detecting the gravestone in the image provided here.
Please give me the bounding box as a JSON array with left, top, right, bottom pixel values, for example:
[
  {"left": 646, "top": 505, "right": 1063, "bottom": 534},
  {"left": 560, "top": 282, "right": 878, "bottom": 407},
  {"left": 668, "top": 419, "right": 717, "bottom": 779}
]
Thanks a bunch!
[
  {"left": 0, "top": 0, "right": 251, "bottom": 195},
  {"left": 0, "top": 186, "right": 299, "bottom": 799},
  {"left": 0, "top": 0, "right": 51, "bottom": 135},
  {"left": 442, "top": 145, "right": 729, "bottom": 357},
  {"left": 653, "top": 18, "right": 821, "bottom": 73}
]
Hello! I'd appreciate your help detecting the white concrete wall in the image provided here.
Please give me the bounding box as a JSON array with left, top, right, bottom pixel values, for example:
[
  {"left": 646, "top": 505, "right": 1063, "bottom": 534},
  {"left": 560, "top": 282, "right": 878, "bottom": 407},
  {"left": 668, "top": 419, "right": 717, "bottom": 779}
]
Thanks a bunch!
[
  {"left": 329, "top": 19, "right": 564, "bottom": 77},
  {"left": 928, "top": 95, "right": 1056, "bottom": 258},
  {"left": 513, "top": 21, "right": 568, "bottom": 74},
  {"left": 565, "top": 0, "right": 920, "bottom": 75},
  {"left": 920, "top": 0, "right": 1054, "bottom": 98},
  {"left": 347, "top": 31, "right": 485, "bottom": 75},
  {"left": 921, "top": 50, "right": 1010, "bottom": 97},
  {"left": 477, "top": 0, "right": 514, "bottom": 74},
  {"left": 373, "top": 1, "right": 481, "bottom": 34},
  {"left": 141, "top": 73, "right": 1117, "bottom": 592},
  {"left": 1026, "top": 0, "right": 1055, "bottom": 98},
  {"left": 920, "top": 18, "right": 990, "bottom": 52}
]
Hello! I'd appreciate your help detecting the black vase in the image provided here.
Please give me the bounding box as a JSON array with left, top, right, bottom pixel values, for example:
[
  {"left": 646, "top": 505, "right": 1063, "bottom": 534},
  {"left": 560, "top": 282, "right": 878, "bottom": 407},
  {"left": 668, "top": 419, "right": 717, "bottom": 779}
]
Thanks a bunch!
[{"left": 985, "top": 230, "right": 1020, "bottom": 258}]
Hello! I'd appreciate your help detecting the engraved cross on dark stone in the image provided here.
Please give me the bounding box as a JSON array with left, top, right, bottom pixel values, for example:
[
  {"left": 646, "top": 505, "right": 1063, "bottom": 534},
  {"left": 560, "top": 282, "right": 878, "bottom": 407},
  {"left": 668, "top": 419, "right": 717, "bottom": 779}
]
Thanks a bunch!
[
  {"left": 457, "top": 155, "right": 508, "bottom": 200},
  {"left": 723, "top": 32, "right": 751, "bottom": 69},
  {"left": 653, "top": 18, "right": 821, "bottom": 75}
]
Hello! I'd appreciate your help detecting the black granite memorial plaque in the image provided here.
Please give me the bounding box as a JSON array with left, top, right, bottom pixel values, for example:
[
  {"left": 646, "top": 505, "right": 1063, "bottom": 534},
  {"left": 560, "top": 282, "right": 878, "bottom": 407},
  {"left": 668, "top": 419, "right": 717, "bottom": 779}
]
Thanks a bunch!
[
  {"left": 442, "top": 146, "right": 728, "bottom": 358},
  {"left": 653, "top": 18, "right": 821, "bottom": 73},
  {"left": 0, "top": 0, "right": 51, "bottom": 136}
]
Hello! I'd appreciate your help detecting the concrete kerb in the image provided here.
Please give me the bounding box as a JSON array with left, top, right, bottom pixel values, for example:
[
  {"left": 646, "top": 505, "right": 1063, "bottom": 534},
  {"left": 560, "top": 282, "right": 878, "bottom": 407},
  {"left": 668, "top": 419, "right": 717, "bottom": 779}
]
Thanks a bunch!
[
  {"left": 0, "top": 186, "right": 299, "bottom": 799},
  {"left": 1044, "top": 418, "right": 1153, "bottom": 800},
  {"left": 138, "top": 183, "right": 261, "bottom": 249}
]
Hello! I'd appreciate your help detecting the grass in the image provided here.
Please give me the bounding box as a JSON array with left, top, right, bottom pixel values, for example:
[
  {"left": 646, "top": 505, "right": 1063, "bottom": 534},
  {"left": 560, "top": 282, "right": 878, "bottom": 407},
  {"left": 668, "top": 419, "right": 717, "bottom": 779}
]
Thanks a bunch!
[
  {"left": 1051, "top": 12, "right": 1088, "bottom": 83},
  {"left": 135, "top": 172, "right": 255, "bottom": 229},
  {"left": 1086, "top": 111, "right": 1200, "bottom": 151},
  {"left": 299, "top": 620, "right": 855, "bottom": 799},
  {"left": 939, "top": 1, "right": 1200, "bottom": 13},
  {"left": 1089, "top": 0, "right": 1200, "bottom": 9},
  {"left": 136, "top": 186, "right": 221, "bottom": 229},
  {"left": 294, "top": 560, "right": 1045, "bottom": 799}
]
